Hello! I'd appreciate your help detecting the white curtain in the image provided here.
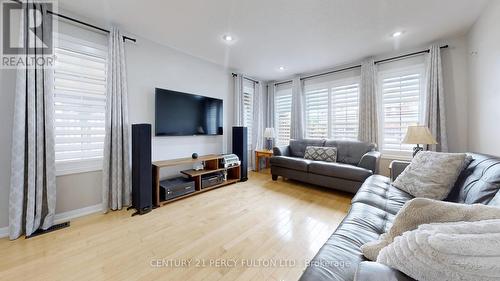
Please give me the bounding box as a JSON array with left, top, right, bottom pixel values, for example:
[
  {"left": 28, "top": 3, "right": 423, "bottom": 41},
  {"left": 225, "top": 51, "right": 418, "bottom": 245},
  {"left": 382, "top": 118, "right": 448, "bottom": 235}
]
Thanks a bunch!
[
  {"left": 102, "top": 27, "right": 132, "bottom": 212},
  {"left": 251, "top": 82, "right": 265, "bottom": 170},
  {"left": 425, "top": 44, "right": 448, "bottom": 152},
  {"left": 358, "top": 58, "right": 379, "bottom": 144},
  {"left": 233, "top": 74, "right": 244, "bottom": 126},
  {"left": 290, "top": 77, "right": 305, "bottom": 140},
  {"left": 266, "top": 83, "right": 275, "bottom": 128},
  {"left": 9, "top": 3, "right": 56, "bottom": 239}
]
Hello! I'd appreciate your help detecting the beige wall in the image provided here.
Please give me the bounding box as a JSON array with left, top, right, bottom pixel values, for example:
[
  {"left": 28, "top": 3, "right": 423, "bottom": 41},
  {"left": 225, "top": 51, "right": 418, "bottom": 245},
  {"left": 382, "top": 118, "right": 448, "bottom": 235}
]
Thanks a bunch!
[{"left": 467, "top": 0, "right": 500, "bottom": 156}]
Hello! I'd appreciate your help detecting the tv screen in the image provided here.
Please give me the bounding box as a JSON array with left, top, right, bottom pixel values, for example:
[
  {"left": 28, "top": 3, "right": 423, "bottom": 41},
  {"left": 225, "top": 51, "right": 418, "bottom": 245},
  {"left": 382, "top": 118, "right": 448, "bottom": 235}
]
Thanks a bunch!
[{"left": 155, "top": 88, "right": 223, "bottom": 136}]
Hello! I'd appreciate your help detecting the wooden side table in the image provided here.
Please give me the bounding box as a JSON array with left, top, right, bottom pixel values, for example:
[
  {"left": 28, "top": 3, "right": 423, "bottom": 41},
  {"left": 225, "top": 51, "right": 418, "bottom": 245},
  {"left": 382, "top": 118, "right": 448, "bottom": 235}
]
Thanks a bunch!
[{"left": 255, "top": 150, "right": 273, "bottom": 172}]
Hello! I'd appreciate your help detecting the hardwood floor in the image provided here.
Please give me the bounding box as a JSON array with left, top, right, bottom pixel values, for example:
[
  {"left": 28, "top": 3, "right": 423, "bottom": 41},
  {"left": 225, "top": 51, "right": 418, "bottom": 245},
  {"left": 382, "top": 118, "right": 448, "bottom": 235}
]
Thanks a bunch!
[{"left": 0, "top": 171, "right": 352, "bottom": 281}]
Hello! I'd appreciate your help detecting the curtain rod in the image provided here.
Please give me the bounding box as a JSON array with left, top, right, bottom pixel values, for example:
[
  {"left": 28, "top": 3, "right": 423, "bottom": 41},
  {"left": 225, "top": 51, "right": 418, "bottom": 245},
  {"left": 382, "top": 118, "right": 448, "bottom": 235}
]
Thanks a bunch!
[
  {"left": 232, "top": 73, "right": 260, "bottom": 84},
  {"left": 10, "top": 0, "right": 136, "bottom": 42},
  {"left": 274, "top": 45, "right": 449, "bottom": 85}
]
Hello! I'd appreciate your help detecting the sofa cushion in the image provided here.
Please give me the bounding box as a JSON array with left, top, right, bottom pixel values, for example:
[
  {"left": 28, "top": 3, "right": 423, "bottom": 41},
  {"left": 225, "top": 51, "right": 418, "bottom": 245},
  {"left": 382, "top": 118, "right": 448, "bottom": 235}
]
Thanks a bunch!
[
  {"left": 324, "top": 140, "right": 376, "bottom": 165},
  {"left": 309, "top": 162, "right": 373, "bottom": 182},
  {"left": 289, "top": 139, "right": 326, "bottom": 158},
  {"left": 446, "top": 153, "right": 500, "bottom": 205},
  {"left": 304, "top": 146, "right": 337, "bottom": 162},
  {"left": 269, "top": 156, "right": 312, "bottom": 172},
  {"left": 352, "top": 175, "right": 413, "bottom": 215},
  {"left": 299, "top": 202, "right": 395, "bottom": 281}
]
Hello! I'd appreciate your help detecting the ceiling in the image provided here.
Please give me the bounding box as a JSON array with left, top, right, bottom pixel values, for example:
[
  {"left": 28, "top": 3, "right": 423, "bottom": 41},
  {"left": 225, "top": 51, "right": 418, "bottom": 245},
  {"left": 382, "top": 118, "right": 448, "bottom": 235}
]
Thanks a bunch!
[{"left": 58, "top": 0, "right": 489, "bottom": 81}]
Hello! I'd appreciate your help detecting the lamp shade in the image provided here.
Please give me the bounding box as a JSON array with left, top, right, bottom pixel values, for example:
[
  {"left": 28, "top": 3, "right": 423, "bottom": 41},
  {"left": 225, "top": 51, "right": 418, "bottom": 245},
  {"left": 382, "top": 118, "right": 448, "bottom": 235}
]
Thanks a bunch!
[
  {"left": 402, "top": 126, "right": 438, "bottom": 145},
  {"left": 263, "top": 128, "right": 275, "bottom": 138}
]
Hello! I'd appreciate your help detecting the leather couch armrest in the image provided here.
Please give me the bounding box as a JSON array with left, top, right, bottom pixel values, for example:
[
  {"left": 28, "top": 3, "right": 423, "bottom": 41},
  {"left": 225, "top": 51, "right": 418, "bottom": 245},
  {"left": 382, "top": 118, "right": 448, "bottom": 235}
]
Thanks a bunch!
[
  {"left": 273, "top": 146, "right": 290, "bottom": 157},
  {"left": 354, "top": 262, "right": 415, "bottom": 281},
  {"left": 389, "top": 160, "right": 411, "bottom": 181},
  {"left": 358, "top": 151, "right": 381, "bottom": 174}
]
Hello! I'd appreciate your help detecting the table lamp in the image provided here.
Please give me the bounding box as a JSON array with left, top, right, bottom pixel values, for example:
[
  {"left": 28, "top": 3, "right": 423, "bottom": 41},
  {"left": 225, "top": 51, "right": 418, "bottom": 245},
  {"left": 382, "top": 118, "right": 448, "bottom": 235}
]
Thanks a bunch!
[
  {"left": 402, "top": 125, "right": 438, "bottom": 157},
  {"left": 263, "top": 128, "right": 275, "bottom": 151}
]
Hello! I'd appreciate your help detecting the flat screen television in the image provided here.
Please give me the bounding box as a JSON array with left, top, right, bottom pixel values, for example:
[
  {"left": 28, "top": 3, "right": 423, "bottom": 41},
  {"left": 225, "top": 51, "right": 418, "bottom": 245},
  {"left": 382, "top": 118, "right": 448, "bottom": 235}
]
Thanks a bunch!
[{"left": 155, "top": 88, "right": 223, "bottom": 136}]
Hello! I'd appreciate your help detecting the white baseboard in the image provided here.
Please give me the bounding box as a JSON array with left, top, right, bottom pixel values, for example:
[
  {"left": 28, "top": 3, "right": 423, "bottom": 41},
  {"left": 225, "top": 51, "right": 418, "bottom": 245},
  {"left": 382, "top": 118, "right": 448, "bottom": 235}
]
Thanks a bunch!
[
  {"left": 0, "top": 203, "right": 103, "bottom": 239},
  {"left": 0, "top": 226, "right": 8, "bottom": 239},
  {"left": 53, "top": 203, "right": 103, "bottom": 224}
]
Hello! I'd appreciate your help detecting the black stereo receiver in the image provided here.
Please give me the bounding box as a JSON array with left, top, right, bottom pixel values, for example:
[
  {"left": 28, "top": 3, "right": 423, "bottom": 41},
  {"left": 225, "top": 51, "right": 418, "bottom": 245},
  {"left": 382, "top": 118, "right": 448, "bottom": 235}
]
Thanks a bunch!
[{"left": 160, "top": 177, "right": 195, "bottom": 201}]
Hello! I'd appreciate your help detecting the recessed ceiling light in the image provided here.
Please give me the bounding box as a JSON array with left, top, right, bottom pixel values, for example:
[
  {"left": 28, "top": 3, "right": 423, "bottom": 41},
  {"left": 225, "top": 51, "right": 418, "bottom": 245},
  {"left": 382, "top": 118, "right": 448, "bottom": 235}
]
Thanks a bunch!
[
  {"left": 222, "top": 35, "right": 233, "bottom": 41},
  {"left": 279, "top": 66, "right": 285, "bottom": 71},
  {"left": 392, "top": 31, "right": 403, "bottom": 38}
]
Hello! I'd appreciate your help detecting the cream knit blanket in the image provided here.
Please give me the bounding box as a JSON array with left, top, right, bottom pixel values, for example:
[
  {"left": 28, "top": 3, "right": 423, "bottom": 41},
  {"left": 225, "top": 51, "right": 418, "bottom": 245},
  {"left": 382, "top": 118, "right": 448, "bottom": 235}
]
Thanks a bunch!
[
  {"left": 361, "top": 198, "right": 500, "bottom": 261},
  {"left": 377, "top": 219, "right": 500, "bottom": 281}
]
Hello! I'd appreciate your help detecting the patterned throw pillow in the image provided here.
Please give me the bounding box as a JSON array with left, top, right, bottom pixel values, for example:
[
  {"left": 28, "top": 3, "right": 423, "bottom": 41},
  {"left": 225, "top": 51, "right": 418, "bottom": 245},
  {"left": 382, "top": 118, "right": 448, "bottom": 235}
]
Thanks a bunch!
[
  {"left": 304, "top": 146, "right": 337, "bottom": 162},
  {"left": 392, "top": 151, "right": 472, "bottom": 200}
]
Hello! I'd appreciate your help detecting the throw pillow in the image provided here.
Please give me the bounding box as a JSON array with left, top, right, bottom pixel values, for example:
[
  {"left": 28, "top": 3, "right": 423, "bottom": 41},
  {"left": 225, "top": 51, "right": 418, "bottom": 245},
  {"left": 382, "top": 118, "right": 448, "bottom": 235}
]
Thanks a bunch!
[
  {"left": 304, "top": 146, "right": 337, "bottom": 162},
  {"left": 392, "top": 151, "right": 471, "bottom": 200},
  {"left": 377, "top": 219, "right": 500, "bottom": 281},
  {"left": 361, "top": 198, "right": 500, "bottom": 261}
]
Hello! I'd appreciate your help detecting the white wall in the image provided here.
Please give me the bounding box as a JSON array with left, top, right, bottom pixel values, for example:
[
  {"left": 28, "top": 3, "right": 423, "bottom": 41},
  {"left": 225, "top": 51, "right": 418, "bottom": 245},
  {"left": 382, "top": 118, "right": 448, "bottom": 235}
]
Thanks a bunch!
[
  {"left": 0, "top": 21, "right": 233, "bottom": 230},
  {"left": 467, "top": 0, "right": 500, "bottom": 156}
]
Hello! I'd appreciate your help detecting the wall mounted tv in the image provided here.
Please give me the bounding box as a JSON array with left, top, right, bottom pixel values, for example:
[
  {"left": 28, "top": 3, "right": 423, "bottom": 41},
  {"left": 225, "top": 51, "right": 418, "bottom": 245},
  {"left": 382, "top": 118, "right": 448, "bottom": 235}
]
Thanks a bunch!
[{"left": 155, "top": 88, "right": 223, "bottom": 136}]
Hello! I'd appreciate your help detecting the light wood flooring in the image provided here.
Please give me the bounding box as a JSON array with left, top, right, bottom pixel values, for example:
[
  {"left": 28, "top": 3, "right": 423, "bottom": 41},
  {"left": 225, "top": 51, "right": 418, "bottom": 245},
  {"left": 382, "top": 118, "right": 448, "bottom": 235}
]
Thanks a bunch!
[{"left": 0, "top": 171, "right": 352, "bottom": 281}]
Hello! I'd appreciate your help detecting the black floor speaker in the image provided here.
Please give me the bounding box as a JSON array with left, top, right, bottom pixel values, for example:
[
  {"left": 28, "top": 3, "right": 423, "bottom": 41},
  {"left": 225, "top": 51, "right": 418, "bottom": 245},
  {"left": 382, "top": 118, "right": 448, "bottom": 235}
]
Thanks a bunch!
[
  {"left": 130, "top": 124, "right": 153, "bottom": 216},
  {"left": 232, "top": 126, "right": 248, "bottom": 181}
]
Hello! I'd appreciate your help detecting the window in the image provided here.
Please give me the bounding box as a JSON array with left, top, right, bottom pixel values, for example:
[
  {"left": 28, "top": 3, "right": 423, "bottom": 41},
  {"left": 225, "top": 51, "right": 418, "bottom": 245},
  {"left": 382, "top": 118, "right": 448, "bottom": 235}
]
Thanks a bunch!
[
  {"left": 378, "top": 65, "right": 425, "bottom": 156},
  {"left": 274, "top": 84, "right": 293, "bottom": 146},
  {"left": 243, "top": 79, "right": 255, "bottom": 149},
  {"left": 304, "top": 78, "right": 359, "bottom": 140},
  {"left": 53, "top": 34, "right": 107, "bottom": 175}
]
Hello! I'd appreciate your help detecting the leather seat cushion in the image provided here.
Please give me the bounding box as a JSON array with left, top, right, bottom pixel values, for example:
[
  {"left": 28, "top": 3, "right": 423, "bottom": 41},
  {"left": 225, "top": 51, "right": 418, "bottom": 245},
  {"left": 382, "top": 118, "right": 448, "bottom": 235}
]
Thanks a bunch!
[
  {"left": 446, "top": 153, "right": 500, "bottom": 205},
  {"left": 269, "top": 156, "right": 313, "bottom": 172},
  {"left": 309, "top": 162, "right": 373, "bottom": 182},
  {"left": 352, "top": 175, "right": 414, "bottom": 215},
  {"left": 299, "top": 202, "right": 395, "bottom": 281}
]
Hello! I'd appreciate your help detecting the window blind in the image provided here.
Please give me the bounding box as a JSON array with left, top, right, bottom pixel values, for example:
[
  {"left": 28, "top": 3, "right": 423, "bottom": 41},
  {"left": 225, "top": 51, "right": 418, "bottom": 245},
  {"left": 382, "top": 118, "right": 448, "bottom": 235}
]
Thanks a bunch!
[
  {"left": 274, "top": 85, "right": 292, "bottom": 146},
  {"left": 305, "top": 88, "right": 329, "bottom": 139},
  {"left": 243, "top": 80, "right": 254, "bottom": 148},
  {"left": 380, "top": 72, "right": 422, "bottom": 153},
  {"left": 53, "top": 35, "right": 107, "bottom": 169},
  {"left": 331, "top": 83, "right": 359, "bottom": 140},
  {"left": 304, "top": 79, "right": 360, "bottom": 140}
]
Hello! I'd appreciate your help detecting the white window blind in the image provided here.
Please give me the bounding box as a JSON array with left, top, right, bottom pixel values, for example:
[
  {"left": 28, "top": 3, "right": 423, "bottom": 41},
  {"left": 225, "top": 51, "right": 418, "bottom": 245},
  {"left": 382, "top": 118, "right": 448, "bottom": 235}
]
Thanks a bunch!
[
  {"left": 380, "top": 68, "right": 424, "bottom": 155},
  {"left": 243, "top": 79, "right": 254, "bottom": 148},
  {"left": 53, "top": 34, "right": 107, "bottom": 174},
  {"left": 304, "top": 78, "right": 359, "bottom": 140},
  {"left": 305, "top": 88, "right": 329, "bottom": 139},
  {"left": 331, "top": 83, "right": 359, "bottom": 140},
  {"left": 274, "top": 84, "right": 292, "bottom": 146}
]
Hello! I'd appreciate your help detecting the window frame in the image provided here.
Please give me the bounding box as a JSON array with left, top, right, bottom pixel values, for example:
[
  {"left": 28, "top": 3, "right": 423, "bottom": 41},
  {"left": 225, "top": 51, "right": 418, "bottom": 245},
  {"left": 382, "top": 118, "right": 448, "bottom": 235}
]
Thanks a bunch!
[
  {"left": 377, "top": 64, "right": 426, "bottom": 159},
  {"left": 53, "top": 33, "right": 108, "bottom": 176}
]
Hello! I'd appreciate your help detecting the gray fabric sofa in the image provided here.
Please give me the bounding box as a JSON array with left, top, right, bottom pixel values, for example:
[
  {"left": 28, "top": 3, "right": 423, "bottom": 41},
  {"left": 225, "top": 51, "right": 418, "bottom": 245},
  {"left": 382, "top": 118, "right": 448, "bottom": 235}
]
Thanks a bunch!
[
  {"left": 270, "top": 139, "right": 381, "bottom": 194},
  {"left": 299, "top": 153, "right": 500, "bottom": 281}
]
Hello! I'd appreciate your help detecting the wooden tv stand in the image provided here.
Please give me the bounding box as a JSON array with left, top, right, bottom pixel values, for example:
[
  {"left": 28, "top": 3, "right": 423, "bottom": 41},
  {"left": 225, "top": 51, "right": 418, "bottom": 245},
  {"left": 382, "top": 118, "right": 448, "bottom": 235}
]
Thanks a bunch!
[{"left": 152, "top": 154, "right": 241, "bottom": 207}]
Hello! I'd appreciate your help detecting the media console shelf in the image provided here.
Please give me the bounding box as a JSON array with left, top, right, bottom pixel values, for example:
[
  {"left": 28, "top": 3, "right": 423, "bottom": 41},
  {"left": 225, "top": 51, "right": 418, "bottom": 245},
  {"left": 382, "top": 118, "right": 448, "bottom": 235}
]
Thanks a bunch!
[{"left": 152, "top": 154, "right": 241, "bottom": 206}]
